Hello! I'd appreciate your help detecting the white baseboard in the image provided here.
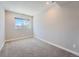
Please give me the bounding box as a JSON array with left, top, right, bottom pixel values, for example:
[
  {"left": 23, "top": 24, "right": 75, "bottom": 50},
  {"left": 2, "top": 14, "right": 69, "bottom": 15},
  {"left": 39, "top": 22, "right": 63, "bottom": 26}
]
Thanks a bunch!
[
  {"left": 34, "top": 35, "right": 79, "bottom": 56},
  {"left": 0, "top": 40, "right": 5, "bottom": 51},
  {"left": 6, "top": 35, "right": 33, "bottom": 42}
]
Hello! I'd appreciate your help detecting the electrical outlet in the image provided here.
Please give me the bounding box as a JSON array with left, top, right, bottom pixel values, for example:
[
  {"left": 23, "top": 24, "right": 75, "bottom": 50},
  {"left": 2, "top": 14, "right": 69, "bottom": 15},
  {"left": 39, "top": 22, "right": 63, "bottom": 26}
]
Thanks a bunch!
[{"left": 73, "top": 44, "right": 76, "bottom": 48}]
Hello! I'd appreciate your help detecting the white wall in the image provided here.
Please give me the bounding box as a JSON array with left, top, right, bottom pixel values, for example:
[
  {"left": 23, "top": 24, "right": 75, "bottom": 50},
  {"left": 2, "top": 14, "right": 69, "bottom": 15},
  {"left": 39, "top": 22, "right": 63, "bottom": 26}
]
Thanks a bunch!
[
  {"left": 5, "top": 11, "right": 33, "bottom": 40},
  {"left": 34, "top": 3, "right": 79, "bottom": 55},
  {"left": 0, "top": 7, "right": 5, "bottom": 50}
]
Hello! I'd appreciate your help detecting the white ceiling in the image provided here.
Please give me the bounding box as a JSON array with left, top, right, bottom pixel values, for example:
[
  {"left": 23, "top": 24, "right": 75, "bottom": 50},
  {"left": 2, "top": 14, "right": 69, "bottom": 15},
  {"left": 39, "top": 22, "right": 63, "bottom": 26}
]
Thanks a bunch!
[
  {"left": 0, "top": 1, "right": 79, "bottom": 16},
  {"left": 0, "top": 1, "right": 49, "bottom": 16},
  {"left": 57, "top": 1, "right": 79, "bottom": 8}
]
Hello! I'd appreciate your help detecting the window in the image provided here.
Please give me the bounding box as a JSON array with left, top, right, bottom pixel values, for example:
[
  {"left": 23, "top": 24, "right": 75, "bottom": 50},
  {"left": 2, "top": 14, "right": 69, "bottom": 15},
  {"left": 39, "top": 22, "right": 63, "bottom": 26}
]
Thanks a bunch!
[{"left": 15, "top": 17, "right": 29, "bottom": 29}]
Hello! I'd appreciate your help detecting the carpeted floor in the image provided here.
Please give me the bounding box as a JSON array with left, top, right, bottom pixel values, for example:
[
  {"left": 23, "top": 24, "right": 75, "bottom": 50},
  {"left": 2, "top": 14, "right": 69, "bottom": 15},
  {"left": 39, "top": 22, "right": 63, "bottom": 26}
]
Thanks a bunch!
[{"left": 0, "top": 38, "right": 77, "bottom": 57}]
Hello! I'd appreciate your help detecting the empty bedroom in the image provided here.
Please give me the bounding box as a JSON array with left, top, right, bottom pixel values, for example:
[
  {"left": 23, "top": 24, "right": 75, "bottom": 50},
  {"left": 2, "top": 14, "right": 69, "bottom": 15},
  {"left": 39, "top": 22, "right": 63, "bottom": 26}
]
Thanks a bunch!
[{"left": 0, "top": 1, "right": 79, "bottom": 57}]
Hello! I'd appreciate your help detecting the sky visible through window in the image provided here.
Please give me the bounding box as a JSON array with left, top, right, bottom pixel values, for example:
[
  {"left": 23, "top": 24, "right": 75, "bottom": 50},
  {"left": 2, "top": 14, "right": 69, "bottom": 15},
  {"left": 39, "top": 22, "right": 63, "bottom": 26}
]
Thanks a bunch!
[
  {"left": 15, "top": 17, "right": 27, "bottom": 26},
  {"left": 15, "top": 17, "right": 31, "bottom": 29}
]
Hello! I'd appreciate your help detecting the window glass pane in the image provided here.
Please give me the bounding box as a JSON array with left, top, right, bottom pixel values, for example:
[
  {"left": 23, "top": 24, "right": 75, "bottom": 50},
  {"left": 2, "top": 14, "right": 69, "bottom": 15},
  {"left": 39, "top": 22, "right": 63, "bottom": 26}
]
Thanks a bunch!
[
  {"left": 15, "top": 17, "right": 31, "bottom": 29},
  {"left": 15, "top": 17, "right": 27, "bottom": 26}
]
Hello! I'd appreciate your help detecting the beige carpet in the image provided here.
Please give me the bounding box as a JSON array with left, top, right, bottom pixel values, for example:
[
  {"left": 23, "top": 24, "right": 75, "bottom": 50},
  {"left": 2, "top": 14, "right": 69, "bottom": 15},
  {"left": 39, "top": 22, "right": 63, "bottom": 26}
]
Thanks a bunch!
[{"left": 0, "top": 38, "right": 77, "bottom": 57}]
